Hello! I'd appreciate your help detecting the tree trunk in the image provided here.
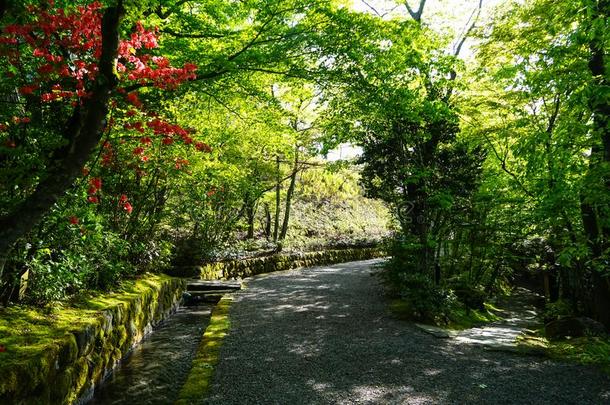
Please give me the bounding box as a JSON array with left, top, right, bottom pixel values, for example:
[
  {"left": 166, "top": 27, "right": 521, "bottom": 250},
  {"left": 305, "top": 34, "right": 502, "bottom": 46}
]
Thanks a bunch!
[
  {"left": 246, "top": 200, "right": 256, "bottom": 239},
  {"left": 580, "top": 0, "right": 610, "bottom": 327},
  {"left": 263, "top": 203, "right": 272, "bottom": 240},
  {"left": 279, "top": 146, "right": 299, "bottom": 241},
  {"left": 273, "top": 155, "right": 281, "bottom": 242},
  {"left": 0, "top": 4, "right": 123, "bottom": 277}
]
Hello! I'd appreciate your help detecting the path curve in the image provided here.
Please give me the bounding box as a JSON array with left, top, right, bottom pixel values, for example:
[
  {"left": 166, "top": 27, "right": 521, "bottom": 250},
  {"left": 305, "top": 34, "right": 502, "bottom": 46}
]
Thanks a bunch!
[{"left": 205, "top": 259, "right": 610, "bottom": 404}]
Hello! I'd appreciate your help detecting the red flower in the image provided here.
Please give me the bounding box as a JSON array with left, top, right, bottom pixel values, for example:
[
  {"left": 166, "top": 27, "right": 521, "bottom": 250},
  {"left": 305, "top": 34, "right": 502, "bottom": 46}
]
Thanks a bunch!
[
  {"left": 140, "top": 136, "right": 152, "bottom": 145},
  {"left": 133, "top": 146, "right": 144, "bottom": 155},
  {"left": 19, "top": 85, "right": 37, "bottom": 95},
  {"left": 89, "top": 177, "right": 102, "bottom": 190},
  {"left": 87, "top": 196, "right": 99, "bottom": 204},
  {"left": 126, "top": 92, "right": 142, "bottom": 108},
  {"left": 20, "top": 117, "right": 31, "bottom": 124},
  {"left": 37, "top": 63, "right": 54, "bottom": 75},
  {"left": 161, "top": 137, "right": 173, "bottom": 145},
  {"left": 41, "top": 93, "right": 57, "bottom": 102},
  {"left": 69, "top": 216, "right": 79, "bottom": 225},
  {"left": 119, "top": 194, "right": 128, "bottom": 203},
  {"left": 123, "top": 202, "right": 133, "bottom": 214},
  {"left": 0, "top": 345, "right": 6, "bottom": 352}
]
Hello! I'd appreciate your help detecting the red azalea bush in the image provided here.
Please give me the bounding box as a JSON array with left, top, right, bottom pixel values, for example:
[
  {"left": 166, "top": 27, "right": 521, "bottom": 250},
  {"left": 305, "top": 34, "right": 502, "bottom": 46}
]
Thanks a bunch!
[{"left": 0, "top": 1, "right": 211, "bottom": 304}]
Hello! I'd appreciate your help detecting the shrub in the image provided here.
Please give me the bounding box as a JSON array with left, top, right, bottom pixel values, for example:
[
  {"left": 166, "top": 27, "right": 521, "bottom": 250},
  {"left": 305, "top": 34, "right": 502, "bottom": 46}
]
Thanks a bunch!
[
  {"left": 394, "top": 273, "right": 456, "bottom": 323},
  {"left": 445, "top": 277, "right": 487, "bottom": 310},
  {"left": 543, "top": 299, "right": 576, "bottom": 324}
]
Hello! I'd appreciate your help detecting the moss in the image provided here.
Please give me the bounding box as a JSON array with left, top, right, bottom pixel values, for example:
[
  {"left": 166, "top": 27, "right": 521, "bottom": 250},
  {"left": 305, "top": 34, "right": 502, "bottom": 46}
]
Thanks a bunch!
[
  {"left": 389, "top": 298, "right": 501, "bottom": 329},
  {"left": 0, "top": 273, "right": 185, "bottom": 402},
  {"left": 196, "top": 247, "right": 384, "bottom": 281},
  {"left": 51, "top": 366, "right": 73, "bottom": 403},
  {"left": 388, "top": 299, "right": 413, "bottom": 320},
  {"left": 59, "top": 334, "right": 78, "bottom": 367},
  {"left": 446, "top": 305, "right": 501, "bottom": 330},
  {"left": 176, "top": 295, "right": 233, "bottom": 404},
  {"left": 518, "top": 330, "right": 610, "bottom": 375},
  {"left": 71, "top": 357, "right": 89, "bottom": 400}
]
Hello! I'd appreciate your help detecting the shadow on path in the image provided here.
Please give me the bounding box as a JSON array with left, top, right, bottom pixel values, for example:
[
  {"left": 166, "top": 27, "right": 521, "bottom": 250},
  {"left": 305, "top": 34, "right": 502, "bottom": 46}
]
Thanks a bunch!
[
  {"left": 453, "top": 287, "right": 542, "bottom": 350},
  {"left": 206, "top": 259, "right": 610, "bottom": 404}
]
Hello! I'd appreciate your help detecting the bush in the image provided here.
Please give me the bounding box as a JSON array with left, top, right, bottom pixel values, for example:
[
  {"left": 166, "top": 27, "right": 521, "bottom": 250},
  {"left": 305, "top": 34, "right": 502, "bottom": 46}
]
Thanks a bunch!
[
  {"left": 543, "top": 299, "right": 576, "bottom": 324},
  {"left": 394, "top": 273, "right": 456, "bottom": 323},
  {"left": 445, "top": 277, "right": 487, "bottom": 310}
]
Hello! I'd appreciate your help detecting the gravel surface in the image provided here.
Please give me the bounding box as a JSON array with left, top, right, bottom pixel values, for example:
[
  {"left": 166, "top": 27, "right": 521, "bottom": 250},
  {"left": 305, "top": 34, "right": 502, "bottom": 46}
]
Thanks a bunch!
[
  {"left": 453, "top": 287, "right": 541, "bottom": 350},
  {"left": 205, "top": 259, "right": 610, "bottom": 404}
]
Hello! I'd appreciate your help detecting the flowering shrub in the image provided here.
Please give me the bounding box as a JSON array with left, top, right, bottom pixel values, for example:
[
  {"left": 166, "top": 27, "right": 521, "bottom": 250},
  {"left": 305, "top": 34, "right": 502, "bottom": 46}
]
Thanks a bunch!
[{"left": 0, "top": 1, "right": 211, "bottom": 303}]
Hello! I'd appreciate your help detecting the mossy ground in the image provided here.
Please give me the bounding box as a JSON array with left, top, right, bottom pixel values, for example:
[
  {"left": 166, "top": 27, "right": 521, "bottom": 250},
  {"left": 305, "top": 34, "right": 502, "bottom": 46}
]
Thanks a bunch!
[
  {"left": 446, "top": 303, "right": 502, "bottom": 330},
  {"left": 389, "top": 299, "right": 501, "bottom": 329},
  {"left": 177, "top": 295, "right": 233, "bottom": 404},
  {"left": 0, "top": 274, "right": 172, "bottom": 373},
  {"left": 518, "top": 329, "right": 610, "bottom": 375}
]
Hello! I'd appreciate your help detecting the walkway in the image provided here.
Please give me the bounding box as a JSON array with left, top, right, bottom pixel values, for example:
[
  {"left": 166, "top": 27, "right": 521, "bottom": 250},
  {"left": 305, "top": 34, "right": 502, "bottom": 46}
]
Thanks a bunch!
[
  {"left": 205, "top": 259, "right": 610, "bottom": 404},
  {"left": 452, "top": 287, "right": 541, "bottom": 351}
]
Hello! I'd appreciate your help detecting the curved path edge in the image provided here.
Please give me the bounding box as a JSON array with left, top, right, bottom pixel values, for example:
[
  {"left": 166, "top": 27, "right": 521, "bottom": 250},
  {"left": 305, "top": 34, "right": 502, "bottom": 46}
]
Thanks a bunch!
[{"left": 204, "top": 259, "right": 610, "bottom": 404}]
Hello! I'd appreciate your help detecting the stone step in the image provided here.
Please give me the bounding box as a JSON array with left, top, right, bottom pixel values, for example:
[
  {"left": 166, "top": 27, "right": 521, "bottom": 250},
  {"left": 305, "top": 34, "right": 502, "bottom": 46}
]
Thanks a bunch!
[
  {"left": 183, "top": 291, "right": 232, "bottom": 304},
  {"left": 186, "top": 280, "right": 241, "bottom": 292},
  {"left": 188, "top": 289, "right": 237, "bottom": 296}
]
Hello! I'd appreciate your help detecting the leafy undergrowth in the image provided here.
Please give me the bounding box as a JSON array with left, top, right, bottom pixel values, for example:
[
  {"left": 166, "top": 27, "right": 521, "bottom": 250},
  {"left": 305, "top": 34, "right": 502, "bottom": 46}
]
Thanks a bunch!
[
  {"left": 0, "top": 274, "right": 171, "bottom": 370},
  {"left": 389, "top": 299, "right": 501, "bottom": 329},
  {"left": 518, "top": 330, "right": 610, "bottom": 375}
]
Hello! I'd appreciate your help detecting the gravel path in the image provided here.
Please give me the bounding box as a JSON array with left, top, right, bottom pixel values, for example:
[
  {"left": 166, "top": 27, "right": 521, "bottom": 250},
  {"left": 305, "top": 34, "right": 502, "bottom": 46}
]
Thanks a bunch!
[
  {"left": 205, "top": 259, "right": 610, "bottom": 404},
  {"left": 453, "top": 287, "right": 542, "bottom": 350}
]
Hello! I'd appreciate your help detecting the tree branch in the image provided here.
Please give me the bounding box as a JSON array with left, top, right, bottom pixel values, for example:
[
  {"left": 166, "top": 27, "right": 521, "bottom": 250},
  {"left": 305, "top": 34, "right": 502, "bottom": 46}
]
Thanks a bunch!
[
  {"left": 160, "top": 28, "right": 233, "bottom": 39},
  {"left": 452, "top": 0, "right": 483, "bottom": 58},
  {"left": 405, "top": 0, "right": 427, "bottom": 22}
]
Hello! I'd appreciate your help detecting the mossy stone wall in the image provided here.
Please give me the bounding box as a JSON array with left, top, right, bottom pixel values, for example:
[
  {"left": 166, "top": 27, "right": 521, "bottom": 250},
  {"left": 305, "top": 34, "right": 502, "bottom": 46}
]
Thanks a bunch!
[
  {"left": 170, "top": 247, "right": 384, "bottom": 279},
  {"left": 0, "top": 276, "right": 185, "bottom": 405}
]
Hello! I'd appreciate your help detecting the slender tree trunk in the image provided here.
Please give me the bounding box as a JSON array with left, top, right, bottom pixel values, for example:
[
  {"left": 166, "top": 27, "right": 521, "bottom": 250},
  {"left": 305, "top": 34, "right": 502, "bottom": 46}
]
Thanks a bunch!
[
  {"left": 581, "top": 0, "right": 610, "bottom": 327},
  {"left": 273, "top": 155, "right": 281, "bottom": 242},
  {"left": 279, "top": 146, "right": 299, "bottom": 241},
  {"left": 246, "top": 200, "right": 256, "bottom": 239},
  {"left": 263, "top": 202, "right": 272, "bottom": 240},
  {"left": 0, "top": 4, "right": 123, "bottom": 282}
]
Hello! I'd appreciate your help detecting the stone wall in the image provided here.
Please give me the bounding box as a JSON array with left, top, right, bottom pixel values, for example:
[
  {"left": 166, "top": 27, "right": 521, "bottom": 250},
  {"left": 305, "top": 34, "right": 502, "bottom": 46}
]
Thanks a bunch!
[
  {"left": 170, "top": 247, "right": 385, "bottom": 280},
  {"left": 0, "top": 276, "right": 185, "bottom": 405}
]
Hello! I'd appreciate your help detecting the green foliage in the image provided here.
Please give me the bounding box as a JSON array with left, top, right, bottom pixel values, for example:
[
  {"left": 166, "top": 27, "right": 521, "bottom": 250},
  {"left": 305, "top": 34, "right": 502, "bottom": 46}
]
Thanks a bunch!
[
  {"left": 519, "top": 332, "right": 610, "bottom": 375},
  {"left": 393, "top": 272, "right": 456, "bottom": 323},
  {"left": 0, "top": 0, "right": 609, "bottom": 331},
  {"left": 445, "top": 277, "right": 487, "bottom": 311},
  {"left": 542, "top": 300, "right": 576, "bottom": 324},
  {"left": 548, "top": 338, "right": 610, "bottom": 375}
]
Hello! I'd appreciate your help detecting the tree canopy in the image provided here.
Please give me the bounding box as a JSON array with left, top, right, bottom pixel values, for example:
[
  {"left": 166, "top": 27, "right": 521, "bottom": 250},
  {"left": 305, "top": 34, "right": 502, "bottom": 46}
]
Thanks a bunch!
[{"left": 0, "top": 0, "right": 609, "bottom": 332}]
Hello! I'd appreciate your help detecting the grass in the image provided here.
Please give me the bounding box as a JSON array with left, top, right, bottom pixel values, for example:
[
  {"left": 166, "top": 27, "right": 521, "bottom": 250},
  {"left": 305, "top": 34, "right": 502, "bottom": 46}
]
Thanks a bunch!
[{"left": 176, "top": 294, "right": 233, "bottom": 404}]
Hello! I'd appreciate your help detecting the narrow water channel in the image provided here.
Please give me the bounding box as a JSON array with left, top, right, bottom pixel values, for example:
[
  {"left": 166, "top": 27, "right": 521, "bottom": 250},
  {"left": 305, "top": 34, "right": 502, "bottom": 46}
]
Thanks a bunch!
[{"left": 87, "top": 305, "right": 212, "bottom": 405}]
